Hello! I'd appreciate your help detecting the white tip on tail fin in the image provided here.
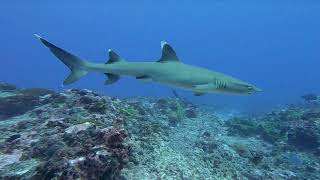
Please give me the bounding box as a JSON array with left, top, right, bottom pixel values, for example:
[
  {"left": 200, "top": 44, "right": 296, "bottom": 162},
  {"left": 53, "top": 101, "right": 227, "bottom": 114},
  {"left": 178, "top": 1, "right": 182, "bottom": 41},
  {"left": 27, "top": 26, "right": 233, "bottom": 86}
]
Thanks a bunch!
[
  {"left": 35, "top": 34, "right": 89, "bottom": 85},
  {"left": 63, "top": 69, "right": 88, "bottom": 85}
]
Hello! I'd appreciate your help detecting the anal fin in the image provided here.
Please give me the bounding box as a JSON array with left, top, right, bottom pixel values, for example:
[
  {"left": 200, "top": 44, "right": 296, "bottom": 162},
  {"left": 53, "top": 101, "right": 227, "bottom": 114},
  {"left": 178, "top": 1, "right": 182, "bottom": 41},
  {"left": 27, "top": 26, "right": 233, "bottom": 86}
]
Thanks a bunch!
[{"left": 104, "top": 73, "right": 120, "bottom": 85}]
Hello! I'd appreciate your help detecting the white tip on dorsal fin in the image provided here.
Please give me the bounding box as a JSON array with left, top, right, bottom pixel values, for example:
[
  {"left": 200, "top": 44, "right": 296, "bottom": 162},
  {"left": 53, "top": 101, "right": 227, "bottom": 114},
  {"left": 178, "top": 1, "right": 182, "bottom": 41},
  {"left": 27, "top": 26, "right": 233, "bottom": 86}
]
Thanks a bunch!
[
  {"left": 161, "top": 41, "right": 168, "bottom": 49},
  {"left": 34, "top": 34, "right": 42, "bottom": 39},
  {"left": 158, "top": 41, "right": 180, "bottom": 63}
]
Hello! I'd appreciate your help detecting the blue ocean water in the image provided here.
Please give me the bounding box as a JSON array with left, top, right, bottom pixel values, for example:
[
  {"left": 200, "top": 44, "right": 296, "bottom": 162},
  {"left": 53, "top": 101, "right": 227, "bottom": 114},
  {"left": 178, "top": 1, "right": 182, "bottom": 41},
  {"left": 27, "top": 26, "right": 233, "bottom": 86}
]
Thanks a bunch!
[{"left": 1, "top": 1, "right": 319, "bottom": 112}]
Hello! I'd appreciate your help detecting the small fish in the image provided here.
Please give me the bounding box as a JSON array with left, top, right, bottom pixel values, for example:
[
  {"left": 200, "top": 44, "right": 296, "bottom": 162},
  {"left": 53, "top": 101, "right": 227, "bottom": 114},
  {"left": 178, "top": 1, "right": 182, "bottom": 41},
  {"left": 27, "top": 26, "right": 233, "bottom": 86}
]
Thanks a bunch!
[{"left": 35, "top": 35, "right": 262, "bottom": 96}]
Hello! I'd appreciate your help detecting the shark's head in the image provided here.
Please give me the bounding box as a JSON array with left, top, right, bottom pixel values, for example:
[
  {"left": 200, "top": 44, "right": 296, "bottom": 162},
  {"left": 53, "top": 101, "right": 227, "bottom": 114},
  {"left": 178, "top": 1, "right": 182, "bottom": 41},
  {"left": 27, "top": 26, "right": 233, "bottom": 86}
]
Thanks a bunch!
[
  {"left": 195, "top": 79, "right": 262, "bottom": 96},
  {"left": 224, "top": 82, "right": 262, "bottom": 95}
]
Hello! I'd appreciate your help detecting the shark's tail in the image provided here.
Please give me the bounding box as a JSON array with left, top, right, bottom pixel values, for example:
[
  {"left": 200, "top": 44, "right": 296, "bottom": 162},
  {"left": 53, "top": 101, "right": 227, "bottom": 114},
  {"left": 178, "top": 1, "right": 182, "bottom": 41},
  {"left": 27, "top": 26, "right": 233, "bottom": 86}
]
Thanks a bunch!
[{"left": 35, "top": 34, "right": 89, "bottom": 85}]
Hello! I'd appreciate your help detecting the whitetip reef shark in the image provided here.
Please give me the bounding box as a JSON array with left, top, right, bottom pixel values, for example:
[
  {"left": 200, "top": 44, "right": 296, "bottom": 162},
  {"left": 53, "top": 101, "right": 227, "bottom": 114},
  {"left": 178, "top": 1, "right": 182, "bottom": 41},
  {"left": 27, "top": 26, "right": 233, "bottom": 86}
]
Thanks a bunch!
[{"left": 35, "top": 35, "right": 261, "bottom": 96}]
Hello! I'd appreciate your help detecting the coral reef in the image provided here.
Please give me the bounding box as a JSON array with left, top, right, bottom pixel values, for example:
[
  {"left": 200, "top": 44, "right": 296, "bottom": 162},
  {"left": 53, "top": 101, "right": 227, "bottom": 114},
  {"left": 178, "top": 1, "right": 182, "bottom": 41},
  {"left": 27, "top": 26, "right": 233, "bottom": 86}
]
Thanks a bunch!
[
  {"left": 226, "top": 103, "right": 320, "bottom": 154},
  {"left": 0, "top": 83, "right": 319, "bottom": 179},
  {"left": 0, "top": 86, "right": 130, "bottom": 179},
  {"left": 301, "top": 93, "right": 319, "bottom": 102}
]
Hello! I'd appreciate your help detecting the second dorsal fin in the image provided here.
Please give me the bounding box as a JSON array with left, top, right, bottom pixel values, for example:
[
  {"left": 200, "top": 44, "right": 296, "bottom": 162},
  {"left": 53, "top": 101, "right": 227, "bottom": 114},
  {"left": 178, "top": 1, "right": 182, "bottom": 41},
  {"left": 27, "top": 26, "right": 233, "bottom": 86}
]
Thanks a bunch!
[
  {"left": 158, "top": 41, "right": 180, "bottom": 63},
  {"left": 106, "top": 49, "right": 125, "bottom": 64}
]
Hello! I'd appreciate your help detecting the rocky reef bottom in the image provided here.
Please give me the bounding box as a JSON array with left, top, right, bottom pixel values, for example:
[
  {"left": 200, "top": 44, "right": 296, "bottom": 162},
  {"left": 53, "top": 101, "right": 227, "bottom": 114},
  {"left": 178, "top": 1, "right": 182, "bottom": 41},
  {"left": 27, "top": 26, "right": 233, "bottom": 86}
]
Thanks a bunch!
[{"left": 0, "top": 82, "right": 319, "bottom": 179}]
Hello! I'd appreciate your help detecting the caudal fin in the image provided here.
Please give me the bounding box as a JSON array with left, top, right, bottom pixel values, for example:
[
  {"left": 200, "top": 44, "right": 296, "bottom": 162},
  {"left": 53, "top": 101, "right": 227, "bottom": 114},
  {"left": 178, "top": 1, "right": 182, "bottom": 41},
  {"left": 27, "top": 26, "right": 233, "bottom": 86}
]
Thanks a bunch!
[{"left": 35, "top": 34, "right": 88, "bottom": 85}]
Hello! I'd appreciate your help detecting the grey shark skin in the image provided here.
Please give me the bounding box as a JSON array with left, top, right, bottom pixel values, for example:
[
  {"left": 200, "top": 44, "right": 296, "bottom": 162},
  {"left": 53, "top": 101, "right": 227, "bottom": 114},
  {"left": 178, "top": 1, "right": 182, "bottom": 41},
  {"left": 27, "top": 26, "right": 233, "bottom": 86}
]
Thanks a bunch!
[{"left": 35, "top": 35, "right": 261, "bottom": 96}]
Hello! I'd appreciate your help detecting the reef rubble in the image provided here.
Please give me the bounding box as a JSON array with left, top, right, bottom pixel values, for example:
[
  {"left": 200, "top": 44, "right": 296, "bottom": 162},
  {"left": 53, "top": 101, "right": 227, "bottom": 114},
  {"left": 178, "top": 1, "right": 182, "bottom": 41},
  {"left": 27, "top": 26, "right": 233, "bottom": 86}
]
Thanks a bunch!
[{"left": 0, "top": 82, "right": 319, "bottom": 179}]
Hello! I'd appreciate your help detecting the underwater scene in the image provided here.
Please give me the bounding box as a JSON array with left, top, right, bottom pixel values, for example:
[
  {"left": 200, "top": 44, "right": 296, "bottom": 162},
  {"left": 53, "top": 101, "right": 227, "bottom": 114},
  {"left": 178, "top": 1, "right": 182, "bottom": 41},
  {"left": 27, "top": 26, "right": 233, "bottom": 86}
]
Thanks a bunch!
[{"left": 1, "top": 1, "right": 320, "bottom": 180}]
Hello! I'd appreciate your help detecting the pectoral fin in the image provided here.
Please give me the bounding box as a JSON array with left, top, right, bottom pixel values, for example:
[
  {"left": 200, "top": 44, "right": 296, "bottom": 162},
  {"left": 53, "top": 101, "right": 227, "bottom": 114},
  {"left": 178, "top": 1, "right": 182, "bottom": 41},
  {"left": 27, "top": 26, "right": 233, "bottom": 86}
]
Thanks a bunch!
[
  {"left": 193, "top": 83, "right": 217, "bottom": 96},
  {"left": 136, "top": 75, "right": 152, "bottom": 83},
  {"left": 194, "top": 92, "right": 205, "bottom": 96}
]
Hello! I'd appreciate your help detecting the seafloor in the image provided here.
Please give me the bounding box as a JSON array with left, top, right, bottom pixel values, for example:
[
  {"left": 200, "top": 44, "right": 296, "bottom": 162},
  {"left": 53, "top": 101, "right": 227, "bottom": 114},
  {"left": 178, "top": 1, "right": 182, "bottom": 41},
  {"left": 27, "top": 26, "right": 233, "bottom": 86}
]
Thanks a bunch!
[{"left": 0, "top": 82, "right": 319, "bottom": 180}]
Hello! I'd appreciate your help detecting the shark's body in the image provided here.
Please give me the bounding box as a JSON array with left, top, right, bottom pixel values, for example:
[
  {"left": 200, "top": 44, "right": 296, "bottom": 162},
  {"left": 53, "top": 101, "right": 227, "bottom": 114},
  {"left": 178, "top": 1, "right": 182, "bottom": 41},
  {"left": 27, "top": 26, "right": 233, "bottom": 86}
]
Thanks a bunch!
[{"left": 36, "top": 35, "right": 261, "bottom": 96}]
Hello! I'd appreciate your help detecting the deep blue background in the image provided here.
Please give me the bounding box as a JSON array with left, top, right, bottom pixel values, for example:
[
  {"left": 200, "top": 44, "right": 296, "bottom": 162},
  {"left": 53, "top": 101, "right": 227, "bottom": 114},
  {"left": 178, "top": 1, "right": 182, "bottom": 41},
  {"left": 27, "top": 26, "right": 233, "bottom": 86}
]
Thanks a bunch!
[{"left": 1, "top": 1, "right": 319, "bottom": 112}]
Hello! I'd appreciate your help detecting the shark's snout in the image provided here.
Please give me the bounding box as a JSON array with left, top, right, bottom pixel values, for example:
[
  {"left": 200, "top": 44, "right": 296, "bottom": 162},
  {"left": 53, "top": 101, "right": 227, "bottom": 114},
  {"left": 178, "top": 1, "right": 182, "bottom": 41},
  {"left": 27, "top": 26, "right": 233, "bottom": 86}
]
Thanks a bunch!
[
  {"left": 253, "top": 87, "right": 263, "bottom": 92},
  {"left": 254, "top": 87, "right": 262, "bottom": 92},
  {"left": 246, "top": 85, "right": 262, "bottom": 95}
]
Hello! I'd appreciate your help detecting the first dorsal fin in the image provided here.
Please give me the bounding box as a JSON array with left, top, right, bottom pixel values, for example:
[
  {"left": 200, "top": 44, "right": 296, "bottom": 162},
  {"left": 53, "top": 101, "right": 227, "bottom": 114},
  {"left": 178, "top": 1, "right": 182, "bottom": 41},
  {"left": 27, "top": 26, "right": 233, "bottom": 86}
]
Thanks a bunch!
[
  {"left": 106, "top": 49, "right": 125, "bottom": 64},
  {"left": 158, "top": 41, "right": 180, "bottom": 63}
]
